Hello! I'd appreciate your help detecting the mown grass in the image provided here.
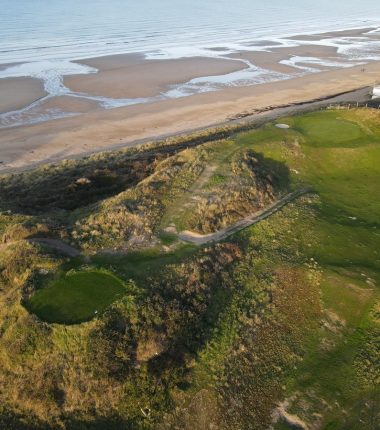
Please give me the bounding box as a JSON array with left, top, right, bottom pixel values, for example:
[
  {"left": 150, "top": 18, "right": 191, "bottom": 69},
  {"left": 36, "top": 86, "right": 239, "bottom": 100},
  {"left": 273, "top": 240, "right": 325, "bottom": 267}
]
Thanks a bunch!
[
  {"left": 27, "top": 270, "right": 127, "bottom": 324},
  {"left": 236, "top": 109, "right": 380, "bottom": 429},
  {"left": 292, "top": 112, "right": 365, "bottom": 147},
  {"left": 282, "top": 271, "right": 378, "bottom": 428},
  {"left": 90, "top": 244, "right": 197, "bottom": 285},
  {"left": 184, "top": 108, "right": 380, "bottom": 428}
]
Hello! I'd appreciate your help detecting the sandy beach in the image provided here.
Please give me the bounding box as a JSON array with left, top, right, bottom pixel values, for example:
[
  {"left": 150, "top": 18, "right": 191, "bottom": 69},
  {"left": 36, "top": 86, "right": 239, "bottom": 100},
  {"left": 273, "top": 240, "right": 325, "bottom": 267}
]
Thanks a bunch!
[
  {"left": 0, "top": 77, "right": 46, "bottom": 113},
  {"left": 1, "top": 59, "right": 380, "bottom": 173},
  {"left": 1, "top": 26, "right": 380, "bottom": 173},
  {"left": 65, "top": 55, "right": 247, "bottom": 99}
]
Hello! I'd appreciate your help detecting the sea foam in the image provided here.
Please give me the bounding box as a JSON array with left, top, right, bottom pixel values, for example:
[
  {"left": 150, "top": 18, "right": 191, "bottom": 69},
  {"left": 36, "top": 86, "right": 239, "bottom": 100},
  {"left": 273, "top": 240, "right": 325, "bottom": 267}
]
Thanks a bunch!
[{"left": 0, "top": 60, "right": 98, "bottom": 96}]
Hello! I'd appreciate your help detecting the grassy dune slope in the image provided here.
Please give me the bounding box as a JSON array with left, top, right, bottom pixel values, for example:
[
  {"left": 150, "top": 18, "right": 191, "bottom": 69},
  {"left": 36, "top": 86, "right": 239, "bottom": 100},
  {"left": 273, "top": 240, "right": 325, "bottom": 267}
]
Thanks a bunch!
[{"left": 0, "top": 108, "right": 378, "bottom": 429}]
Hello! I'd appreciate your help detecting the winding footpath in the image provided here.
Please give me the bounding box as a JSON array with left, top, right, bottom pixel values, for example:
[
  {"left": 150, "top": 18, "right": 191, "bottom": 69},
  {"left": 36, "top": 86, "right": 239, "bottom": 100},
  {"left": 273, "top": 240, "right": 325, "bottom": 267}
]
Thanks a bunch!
[
  {"left": 17, "top": 188, "right": 311, "bottom": 256},
  {"left": 178, "top": 188, "right": 311, "bottom": 245},
  {"left": 27, "top": 238, "right": 80, "bottom": 257}
]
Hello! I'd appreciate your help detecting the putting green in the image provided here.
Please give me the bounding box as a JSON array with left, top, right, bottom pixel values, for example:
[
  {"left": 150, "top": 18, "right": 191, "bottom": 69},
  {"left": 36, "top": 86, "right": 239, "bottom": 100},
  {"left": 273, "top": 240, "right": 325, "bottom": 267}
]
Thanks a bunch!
[
  {"left": 292, "top": 111, "right": 364, "bottom": 147},
  {"left": 27, "top": 271, "right": 126, "bottom": 324}
]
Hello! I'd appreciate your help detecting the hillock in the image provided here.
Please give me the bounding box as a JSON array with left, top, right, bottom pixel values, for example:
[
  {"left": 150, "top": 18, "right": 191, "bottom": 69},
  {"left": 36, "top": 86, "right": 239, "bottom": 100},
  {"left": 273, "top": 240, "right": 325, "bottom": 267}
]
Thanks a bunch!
[{"left": 0, "top": 108, "right": 379, "bottom": 429}]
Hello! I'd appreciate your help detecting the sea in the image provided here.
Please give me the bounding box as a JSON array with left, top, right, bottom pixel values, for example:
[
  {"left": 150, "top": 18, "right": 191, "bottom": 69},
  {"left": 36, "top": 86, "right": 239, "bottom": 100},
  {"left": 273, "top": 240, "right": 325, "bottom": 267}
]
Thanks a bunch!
[{"left": 1, "top": 0, "right": 380, "bottom": 127}]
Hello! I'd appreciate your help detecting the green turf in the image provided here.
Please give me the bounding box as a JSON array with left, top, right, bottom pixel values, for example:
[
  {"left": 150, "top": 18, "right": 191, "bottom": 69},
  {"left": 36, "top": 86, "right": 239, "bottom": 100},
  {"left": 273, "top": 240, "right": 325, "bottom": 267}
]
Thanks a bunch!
[
  {"left": 292, "top": 111, "right": 365, "bottom": 147},
  {"left": 90, "top": 244, "right": 196, "bottom": 284},
  {"left": 8, "top": 107, "right": 380, "bottom": 427},
  {"left": 27, "top": 271, "right": 126, "bottom": 324},
  {"left": 158, "top": 231, "right": 178, "bottom": 245},
  {"left": 232, "top": 108, "right": 380, "bottom": 428}
]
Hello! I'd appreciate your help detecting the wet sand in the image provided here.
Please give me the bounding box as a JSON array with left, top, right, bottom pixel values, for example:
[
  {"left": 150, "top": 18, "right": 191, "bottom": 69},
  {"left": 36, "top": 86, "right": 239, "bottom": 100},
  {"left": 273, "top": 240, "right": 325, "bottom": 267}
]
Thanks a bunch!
[
  {"left": 0, "top": 77, "right": 46, "bottom": 113},
  {"left": 230, "top": 45, "right": 343, "bottom": 74},
  {"left": 1, "top": 26, "right": 380, "bottom": 173},
  {"left": 65, "top": 55, "right": 248, "bottom": 99},
  {"left": 1, "top": 60, "right": 379, "bottom": 173},
  {"left": 1, "top": 40, "right": 369, "bottom": 123}
]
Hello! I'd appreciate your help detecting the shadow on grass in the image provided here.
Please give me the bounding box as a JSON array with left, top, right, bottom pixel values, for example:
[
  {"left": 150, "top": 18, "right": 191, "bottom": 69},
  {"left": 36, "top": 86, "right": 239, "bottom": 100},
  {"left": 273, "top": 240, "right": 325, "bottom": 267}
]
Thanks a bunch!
[
  {"left": 246, "top": 150, "right": 291, "bottom": 192},
  {"left": 0, "top": 409, "right": 147, "bottom": 430},
  {"left": 0, "top": 155, "right": 157, "bottom": 214}
]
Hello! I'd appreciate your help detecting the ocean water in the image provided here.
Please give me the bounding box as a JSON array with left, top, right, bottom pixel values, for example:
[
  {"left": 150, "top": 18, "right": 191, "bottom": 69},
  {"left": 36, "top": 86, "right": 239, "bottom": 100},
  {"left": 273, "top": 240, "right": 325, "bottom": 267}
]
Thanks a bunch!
[{"left": 1, "top": 0, "right": 380, "bottom": 127}]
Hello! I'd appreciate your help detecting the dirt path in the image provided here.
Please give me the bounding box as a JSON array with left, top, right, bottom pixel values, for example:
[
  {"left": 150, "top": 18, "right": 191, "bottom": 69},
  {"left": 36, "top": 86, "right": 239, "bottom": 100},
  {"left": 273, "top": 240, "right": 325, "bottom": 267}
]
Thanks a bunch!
[
  {"left": 160, "top": 164, "right": 218, "bottom": 230},
  {"left": 29, "top": 190, "right": 308, "bottom": 252},
  {"left": 160, "top": 141, "right": 244, "bottom": 231},
  {"left": 6, "top": 190, "right": 309, "bottom": 255},
  {"left": 191, "top": 164, "right": 218, "bottom": 191},
  {"left": 178, "top": 188, "right": 311, "bottom": 245},
  {"left": 28, "top": 238, "right": 80, "bottom": 257}
]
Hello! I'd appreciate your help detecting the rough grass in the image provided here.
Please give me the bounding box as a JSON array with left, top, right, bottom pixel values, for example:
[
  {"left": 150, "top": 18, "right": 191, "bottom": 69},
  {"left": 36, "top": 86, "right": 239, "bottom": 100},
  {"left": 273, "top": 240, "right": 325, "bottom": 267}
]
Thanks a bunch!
[
  {"left": 239, "top": 109, "right": 380, "bottom": 429},
  {"left": 189, "top": 108, "right": 380, "bottom": 429},
  {"left": 27, "top": 270, "right": 127, "bottom": 324},
  {"left": 0, "top": 107, "right": 379, "bottom": 429}
]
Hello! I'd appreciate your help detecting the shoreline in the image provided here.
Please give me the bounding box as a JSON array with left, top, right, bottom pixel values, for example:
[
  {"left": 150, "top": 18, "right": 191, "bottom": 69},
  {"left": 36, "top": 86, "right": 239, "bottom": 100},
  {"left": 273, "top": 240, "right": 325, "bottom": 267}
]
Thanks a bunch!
[
  {"left": 1, "top": 26, "right": 380, "bottom": 174},
  {"left": 0, "top": 24, "right": 377, "bottom": 66},
  {"left": 65, "top": 55, "right": 248, "bottom": 99},
  {"left": 1, "top": 26, "right": 380, "bottom": 125},
  {"left": 0, "top": 80, "right": 374, "bottom": 176}
]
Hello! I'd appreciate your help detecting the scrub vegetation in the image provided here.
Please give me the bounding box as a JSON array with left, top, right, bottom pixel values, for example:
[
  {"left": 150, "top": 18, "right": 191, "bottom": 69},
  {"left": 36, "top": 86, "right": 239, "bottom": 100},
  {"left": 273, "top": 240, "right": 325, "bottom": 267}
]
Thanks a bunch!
[{"left": 0, "top": 108, "right": 379, "bottom": 429}]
